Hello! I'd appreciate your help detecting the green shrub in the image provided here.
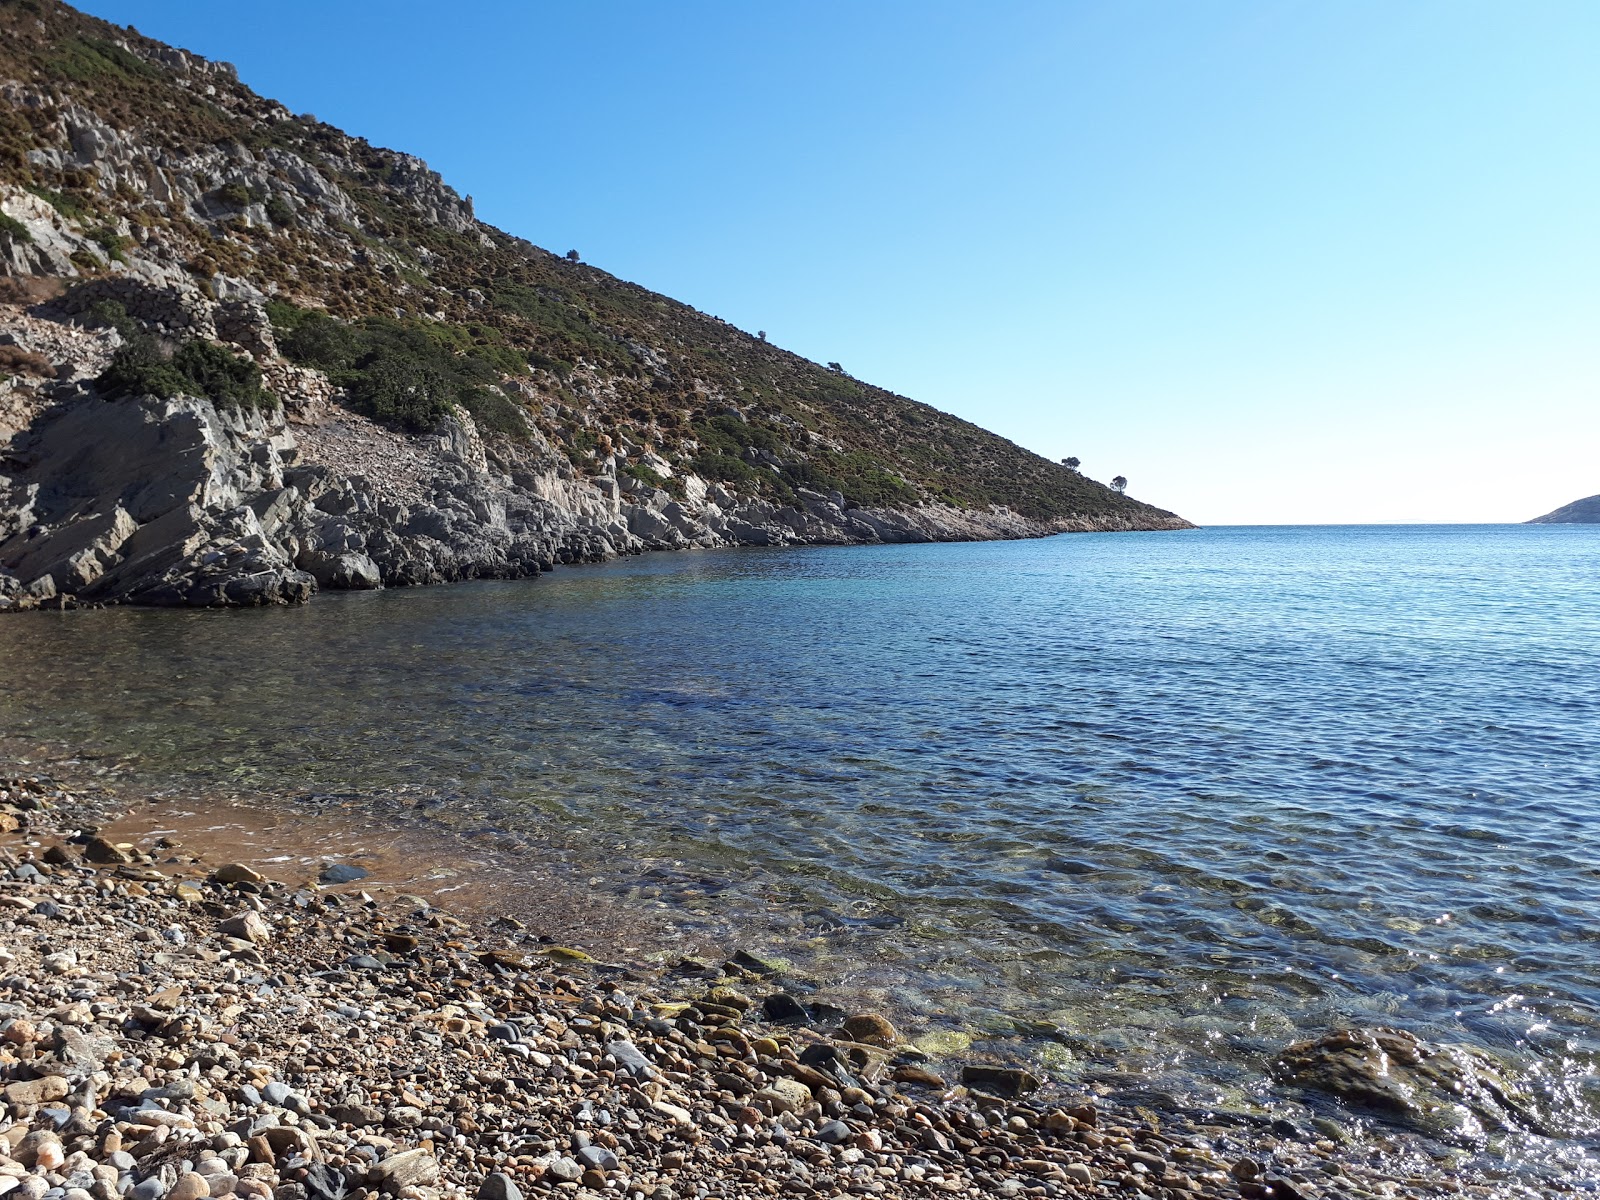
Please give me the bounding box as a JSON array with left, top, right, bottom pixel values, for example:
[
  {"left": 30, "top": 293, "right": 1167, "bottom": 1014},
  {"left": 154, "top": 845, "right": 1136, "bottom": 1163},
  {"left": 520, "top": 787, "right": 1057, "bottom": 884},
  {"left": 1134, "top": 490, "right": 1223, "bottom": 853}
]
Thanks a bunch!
[
  {"left": 623, "top": 462, "right": 666, "bottom": 490},
  {"left": 215, "top": 182, "right": 252, "bottom": 208},
  {"left": 89, "top": 225, "right": 129, "bottom": 262},
  {"left": 46, "top": 35, "right": 158, "bottom": 84},
  {"left": 346, "top": 355, "right": 453, "bottom": 429},
  {"left": 271, "top": 306, "right": 531, "bottom": 437},
  {"left": 0, "top": 212, "right": 30, "bottom": 244},
  {"left": 26, "top": 186, "right": 91, "bottom": 223},
  {"left": 84, "top": 298, "right": 140, "bottom": 340},
  {"left": 263, "top": 194, "right": 295, "bottom": 226},
  {"left": 97, "top": 334, "right": 273, "bottom": 410},
  {"left": 459, "top": 386, "right": 528, "bottom": 437}
]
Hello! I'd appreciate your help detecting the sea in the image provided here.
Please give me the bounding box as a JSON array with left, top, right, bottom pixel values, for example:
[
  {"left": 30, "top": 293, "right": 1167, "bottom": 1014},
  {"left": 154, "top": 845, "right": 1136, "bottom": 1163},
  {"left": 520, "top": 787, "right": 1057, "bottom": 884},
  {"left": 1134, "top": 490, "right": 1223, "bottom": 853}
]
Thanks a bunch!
[{"left": 3, "top": 524, "right": 1598, "bottom": 1178}]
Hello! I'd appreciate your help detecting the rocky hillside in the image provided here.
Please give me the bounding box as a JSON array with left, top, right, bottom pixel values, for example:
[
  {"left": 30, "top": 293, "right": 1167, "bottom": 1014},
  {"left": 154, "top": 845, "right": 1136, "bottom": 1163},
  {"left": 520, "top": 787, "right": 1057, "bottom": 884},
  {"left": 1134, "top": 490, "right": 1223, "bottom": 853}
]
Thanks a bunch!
[
  {"left": 1526, "top": 494, "right": 1600, "bottom": 524},
  {"left": 0, "top": 0, "right": 1189, "bottom": 610}
]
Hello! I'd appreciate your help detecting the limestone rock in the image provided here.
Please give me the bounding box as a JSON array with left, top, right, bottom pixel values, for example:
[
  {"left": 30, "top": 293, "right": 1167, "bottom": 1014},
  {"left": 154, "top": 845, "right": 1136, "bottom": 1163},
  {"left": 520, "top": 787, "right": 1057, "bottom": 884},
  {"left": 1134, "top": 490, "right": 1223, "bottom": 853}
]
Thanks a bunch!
[{"left": 219, "top": 911, "right": 272, "bottom": 943}]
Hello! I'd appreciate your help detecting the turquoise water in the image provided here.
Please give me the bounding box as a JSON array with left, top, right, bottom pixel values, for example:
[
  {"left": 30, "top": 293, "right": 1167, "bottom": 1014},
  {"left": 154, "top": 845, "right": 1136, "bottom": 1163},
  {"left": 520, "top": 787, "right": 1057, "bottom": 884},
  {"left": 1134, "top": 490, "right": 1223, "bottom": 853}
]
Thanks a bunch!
[{"left": 4, "top": 524, "right": 1599, "bottom": 1162}]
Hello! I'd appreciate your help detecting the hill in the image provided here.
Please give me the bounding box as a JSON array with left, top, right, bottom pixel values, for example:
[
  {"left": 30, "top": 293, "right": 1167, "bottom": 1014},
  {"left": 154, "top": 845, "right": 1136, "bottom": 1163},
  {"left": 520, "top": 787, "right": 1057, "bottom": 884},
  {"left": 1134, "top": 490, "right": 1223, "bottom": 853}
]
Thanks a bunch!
[
  {"left": 0, "top": 0, "right": 1189, "bottom": 610},
  {"left": 1526, "top": 495, "right": 1600, "bottom": 524}
]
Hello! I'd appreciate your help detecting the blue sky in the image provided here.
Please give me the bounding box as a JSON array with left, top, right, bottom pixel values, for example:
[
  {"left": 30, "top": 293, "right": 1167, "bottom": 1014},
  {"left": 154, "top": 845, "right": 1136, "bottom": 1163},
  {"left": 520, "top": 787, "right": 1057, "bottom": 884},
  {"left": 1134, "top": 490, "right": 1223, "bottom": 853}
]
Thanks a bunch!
[{"left": 80, "top": 1, "right": 1600, "bottom": 523}]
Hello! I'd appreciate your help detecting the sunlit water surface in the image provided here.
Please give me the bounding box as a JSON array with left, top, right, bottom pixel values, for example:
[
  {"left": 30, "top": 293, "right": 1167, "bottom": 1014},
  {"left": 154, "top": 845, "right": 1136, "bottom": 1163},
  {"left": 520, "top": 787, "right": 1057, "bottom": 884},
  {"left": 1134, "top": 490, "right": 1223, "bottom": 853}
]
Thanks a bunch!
[{"left": 4, "top": 525, "right": 1599, "bottom": 1172}]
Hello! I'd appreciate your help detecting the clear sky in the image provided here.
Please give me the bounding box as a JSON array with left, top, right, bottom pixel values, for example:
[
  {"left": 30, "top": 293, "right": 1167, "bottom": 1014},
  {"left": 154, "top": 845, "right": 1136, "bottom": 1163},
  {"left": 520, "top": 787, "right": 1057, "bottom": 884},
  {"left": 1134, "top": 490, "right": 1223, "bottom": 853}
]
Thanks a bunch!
[{"left": 78, "top": 1, "right": 1600, "bottom": 524}]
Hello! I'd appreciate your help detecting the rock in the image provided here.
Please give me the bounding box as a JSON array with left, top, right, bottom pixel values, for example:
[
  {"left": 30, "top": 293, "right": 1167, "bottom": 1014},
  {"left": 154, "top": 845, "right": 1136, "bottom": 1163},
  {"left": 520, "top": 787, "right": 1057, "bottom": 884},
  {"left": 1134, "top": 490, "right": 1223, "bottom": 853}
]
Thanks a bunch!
[
  {"left": 754, "top": 1078, "right": 813, "bottom": 1114},
  {"left": 4, "top": 1075, "right": 70, "bottom": 1106},
  {"left": 840, "top": 1013, "right": 897, "bottom": 1046},
  {"left": 301, "top": 1164, "right": 346, "bottom": 1200},
  {"left": 543, "top": 1158, "right": 581, "bottom": 1184},
  {"left": 370, "top": 1149, "right": 439, "bottom": 1190},
  {"left": 816, "top": 1121, "right": 852, "bottom": 1145},
  {"left": 730, "top": 950, "right": 781, "bottom": 976},
  {"left": 81, "top": 835, "right": 133, "bottom": 864},
  {"left": 317, "top": 863, "right": 367, "bottom": 885},
  {"left": 131, "top": 1179, "right": 168, "bottom": 1200},
  {"left": 18, "top": 1130, "right": 64, "bottom": 1170},
  {"left": 760, "top": 993, "right": 811, "bottom": 1026},
  {"left": 1275, "top": 1027, "right": 1553, "bottom": 1138},
  {"left": 0, "top": 1017, "right": 36, "bottom": 1044},
  {"left": 606, "top": 1039, "right": 657, "bottom": 1080},
  {"left": 212, "top": 863, "right": 266, "bottom": 885},
  {"left": 574, "top": 1146, "right": 617, "bottom": 1172},
  {"left": 476, "top": 1174, "right": 521, "bottom": 1200},
  {"left": 960, "top": 1066, "right": 1041, "bottom": 1099},
  {"left": 219, "top": 911, "right": 272, "bottom": 943},
  {"left": 168, "top": 1175, "right": 209, "bottom": 1200}
]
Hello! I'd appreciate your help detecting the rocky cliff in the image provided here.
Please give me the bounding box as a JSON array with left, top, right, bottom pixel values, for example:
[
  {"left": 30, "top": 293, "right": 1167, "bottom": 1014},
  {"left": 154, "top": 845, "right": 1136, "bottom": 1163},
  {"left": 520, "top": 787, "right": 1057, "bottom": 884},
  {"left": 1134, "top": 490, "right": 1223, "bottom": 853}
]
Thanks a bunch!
[
  {"left": 0, "top": 0, "right": 1190, "bottom": 611},
  {"left": 1526, "top": 494, "right": 1600, "bottom": 524}
]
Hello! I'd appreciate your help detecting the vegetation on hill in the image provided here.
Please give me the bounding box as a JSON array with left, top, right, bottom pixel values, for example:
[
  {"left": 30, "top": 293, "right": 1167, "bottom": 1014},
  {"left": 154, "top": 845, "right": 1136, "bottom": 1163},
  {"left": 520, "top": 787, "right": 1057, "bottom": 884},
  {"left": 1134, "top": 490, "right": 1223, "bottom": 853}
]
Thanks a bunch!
[
  {"left": 90, "top": 300, "right": 272, "bottom": 410},
  {"left": 0, "top": 0, "right": 1183, "bottom": 526}
]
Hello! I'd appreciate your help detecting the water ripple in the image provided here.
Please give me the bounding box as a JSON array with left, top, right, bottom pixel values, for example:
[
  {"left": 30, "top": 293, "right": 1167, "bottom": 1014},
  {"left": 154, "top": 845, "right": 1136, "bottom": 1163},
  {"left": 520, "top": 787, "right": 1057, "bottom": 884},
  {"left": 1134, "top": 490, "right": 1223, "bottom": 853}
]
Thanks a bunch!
[{"left": 3, "top": 523, "right": 1599, "bottom": 1151}]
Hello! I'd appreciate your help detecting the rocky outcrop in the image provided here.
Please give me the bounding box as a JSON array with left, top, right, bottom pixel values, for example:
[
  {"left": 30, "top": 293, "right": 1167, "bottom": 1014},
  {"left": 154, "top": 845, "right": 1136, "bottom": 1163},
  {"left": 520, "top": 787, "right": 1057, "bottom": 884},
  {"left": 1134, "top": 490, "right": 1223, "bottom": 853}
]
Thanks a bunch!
[
  {"left": 1526, "top": 494, "right": 1600, "bottom": 524},
  {"left": 0, "top": 322, "right": 1185, "bottom": 610}
]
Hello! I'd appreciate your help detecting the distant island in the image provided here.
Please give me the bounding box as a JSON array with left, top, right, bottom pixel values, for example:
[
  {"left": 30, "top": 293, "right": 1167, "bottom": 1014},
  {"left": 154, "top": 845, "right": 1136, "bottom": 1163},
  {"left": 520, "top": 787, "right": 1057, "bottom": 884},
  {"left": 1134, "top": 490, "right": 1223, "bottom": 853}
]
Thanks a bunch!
[{"left": 1527, "top": 494, "right": 1600, "bottom": 524}]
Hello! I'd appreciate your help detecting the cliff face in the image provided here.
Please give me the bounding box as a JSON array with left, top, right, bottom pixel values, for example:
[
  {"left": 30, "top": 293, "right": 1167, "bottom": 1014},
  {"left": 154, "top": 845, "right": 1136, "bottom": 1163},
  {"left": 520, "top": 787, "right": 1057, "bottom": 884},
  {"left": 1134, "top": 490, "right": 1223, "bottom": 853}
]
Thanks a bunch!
[
  {"left": 1526, "top": 496, "right": 1600, "bottom": 525},
  {"left": 0, "top": 1, "right": 1190, "bottom": 611}
]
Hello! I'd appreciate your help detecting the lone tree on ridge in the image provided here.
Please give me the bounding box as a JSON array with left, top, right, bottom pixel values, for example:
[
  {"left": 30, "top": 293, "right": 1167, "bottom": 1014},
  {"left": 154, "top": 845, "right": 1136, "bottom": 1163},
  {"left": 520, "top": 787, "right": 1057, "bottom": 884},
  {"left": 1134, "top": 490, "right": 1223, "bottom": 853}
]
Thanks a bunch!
[
  {"left": 565, "top": 249, "right": 580, "bottom": 262},
  {"left": 1061, "top": 456, "right": 1080, "bottom": 471},
  {"left": 1110, "top": 475, "right": 1127, "bottom": 493}
]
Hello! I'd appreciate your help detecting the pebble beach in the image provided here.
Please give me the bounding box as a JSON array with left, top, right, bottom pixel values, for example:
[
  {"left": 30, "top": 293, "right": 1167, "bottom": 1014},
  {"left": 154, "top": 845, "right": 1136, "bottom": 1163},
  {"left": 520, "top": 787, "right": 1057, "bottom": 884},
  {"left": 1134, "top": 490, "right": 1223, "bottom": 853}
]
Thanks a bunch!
[{"left": 0, "top": 756, "right": 1549, "bottom": 1200}]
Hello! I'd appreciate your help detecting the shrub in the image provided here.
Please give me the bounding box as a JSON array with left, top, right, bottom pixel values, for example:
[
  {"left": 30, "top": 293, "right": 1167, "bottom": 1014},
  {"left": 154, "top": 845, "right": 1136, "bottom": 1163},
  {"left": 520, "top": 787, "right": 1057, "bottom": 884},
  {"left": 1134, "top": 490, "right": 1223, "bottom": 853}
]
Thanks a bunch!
[
  {"left": 0, "top": 344, "right": 53, "bottom": 378},
  {"left": 459, "top": 386, "right": 529, "bottom": 437},
  {"left": 215, "top": 182, "right": 252, "bottom": 208},
  {"left": 623, "top": 462, "right": 666, "bottom": 490},
  {"left": 271, "top": 304, "right": 530, "bottom": 437},
  {"left": 347, "top": 355, "right": 454, "bottom": 429},
  {"left": 84, "top": 298, "right": 140, "bottom": 339},
  {"left": 0, "top": 212, "right": 31, "bottom": 244},
  {"left": 97, "top": 333, "right": 273, "bottom": 410},
  {"left": 263, "top": 194, "right": 295, "bottom": 226},
  {"left": 89, "top": 225, "right": 129, "bottom": 262},
  {"left": 46, "top": 36, "right": 158, "bottom": 84},
  {"left": 27, "top": 187, "right": 91, "bottom": 223}
]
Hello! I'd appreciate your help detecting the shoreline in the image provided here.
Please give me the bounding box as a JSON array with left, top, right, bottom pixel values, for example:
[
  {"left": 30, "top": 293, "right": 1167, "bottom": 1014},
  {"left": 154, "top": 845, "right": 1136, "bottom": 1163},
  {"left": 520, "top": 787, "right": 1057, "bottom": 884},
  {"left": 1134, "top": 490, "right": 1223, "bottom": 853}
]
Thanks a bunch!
[{"left": 0, "top": 748, "right": 1526, "bottom": 1199}]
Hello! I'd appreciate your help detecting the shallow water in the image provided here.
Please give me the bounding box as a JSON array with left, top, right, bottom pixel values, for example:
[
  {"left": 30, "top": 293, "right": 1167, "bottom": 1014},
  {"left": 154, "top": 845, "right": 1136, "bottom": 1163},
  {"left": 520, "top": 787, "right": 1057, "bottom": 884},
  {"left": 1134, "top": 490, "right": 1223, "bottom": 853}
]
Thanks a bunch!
[{"left": 4, "top": 525, "right": 1599, "bottom": 1165}]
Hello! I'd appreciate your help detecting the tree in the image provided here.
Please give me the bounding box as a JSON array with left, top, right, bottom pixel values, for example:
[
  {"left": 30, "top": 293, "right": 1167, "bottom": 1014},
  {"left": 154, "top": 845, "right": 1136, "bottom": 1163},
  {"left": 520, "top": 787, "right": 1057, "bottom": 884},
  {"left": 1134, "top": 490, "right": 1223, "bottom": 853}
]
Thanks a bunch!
[
  {"left": 757, "top": 330, "right": 767, "bottom": 341},
  {"left": 1110, "top": 475, "right": 1127, "bottom": 493},
  {"left": 1061, "top": 456, "right": 1080, "bottom": 471},
  {"left": 827, "top": 361, "right": 843, "bottom": 373},
  {"left": 565, "top": 249, "right": 580, "bottom": 262}
]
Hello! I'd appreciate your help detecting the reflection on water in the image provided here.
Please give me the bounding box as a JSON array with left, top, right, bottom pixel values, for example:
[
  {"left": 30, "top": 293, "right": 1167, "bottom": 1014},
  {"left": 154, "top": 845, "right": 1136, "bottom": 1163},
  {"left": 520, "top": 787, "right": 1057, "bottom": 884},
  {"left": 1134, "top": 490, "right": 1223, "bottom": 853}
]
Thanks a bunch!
[{"left": 4, "top": 525, "right": 1600, "bottom": 1167}]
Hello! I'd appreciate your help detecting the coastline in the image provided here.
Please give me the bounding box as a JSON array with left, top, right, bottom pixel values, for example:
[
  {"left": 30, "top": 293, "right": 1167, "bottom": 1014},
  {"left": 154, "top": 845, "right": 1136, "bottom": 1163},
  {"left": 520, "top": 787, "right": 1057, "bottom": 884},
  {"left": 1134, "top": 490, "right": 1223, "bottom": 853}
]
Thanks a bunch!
[{"left": 0, "top": 746, "right": 1507, "bottom": 1200}]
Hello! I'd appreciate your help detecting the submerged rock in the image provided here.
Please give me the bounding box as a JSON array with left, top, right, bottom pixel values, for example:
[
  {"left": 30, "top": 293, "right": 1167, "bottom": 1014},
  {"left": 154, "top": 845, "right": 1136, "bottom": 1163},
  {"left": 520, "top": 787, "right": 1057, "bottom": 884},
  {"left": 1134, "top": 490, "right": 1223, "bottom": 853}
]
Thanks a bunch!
[
  {"left": 961, "top": 1065, "right": 1041, "bottom": 1099},
  {"left": 1275, "top": 1027, "right": 1554, "bottom": 1141}
]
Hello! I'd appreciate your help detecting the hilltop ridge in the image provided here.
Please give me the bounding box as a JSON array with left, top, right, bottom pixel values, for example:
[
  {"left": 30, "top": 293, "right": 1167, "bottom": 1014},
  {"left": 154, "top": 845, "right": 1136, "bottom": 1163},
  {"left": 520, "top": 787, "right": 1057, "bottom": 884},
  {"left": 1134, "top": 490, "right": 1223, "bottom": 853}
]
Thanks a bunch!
[
  {"left": 0, "top": 0, "right": 1188, "bottom": 610},
  {"left": 1526, "top": 495, "right": 1600, "bottom": 524}
]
